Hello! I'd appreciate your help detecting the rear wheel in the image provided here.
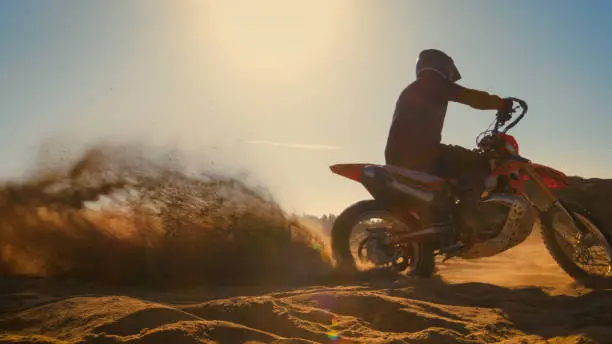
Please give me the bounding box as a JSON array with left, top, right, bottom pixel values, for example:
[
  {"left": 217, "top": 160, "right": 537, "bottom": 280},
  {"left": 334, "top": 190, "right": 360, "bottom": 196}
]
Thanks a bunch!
[
  {"left": 540, "top": 202, "right": 612, "bottom": 288},
  {"left": 331, "top": 199, "right": 435, "bottom": 278}
]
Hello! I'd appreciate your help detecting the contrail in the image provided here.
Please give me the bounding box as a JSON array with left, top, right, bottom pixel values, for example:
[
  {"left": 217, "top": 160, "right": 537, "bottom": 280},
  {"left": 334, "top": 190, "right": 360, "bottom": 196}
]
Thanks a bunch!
[
  {"left": 246, "top": 140, "right": 343, "bottom": 151},
  {"left": 571, "top": 148, "right": 612, "bottom": 153}
]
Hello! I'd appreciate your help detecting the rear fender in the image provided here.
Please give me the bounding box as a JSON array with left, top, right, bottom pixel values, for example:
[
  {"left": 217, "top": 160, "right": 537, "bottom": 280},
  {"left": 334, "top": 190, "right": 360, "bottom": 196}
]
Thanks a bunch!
[
  {"left": 330, "top": 163, "right": 446, "bottom": 191},
  {"left": 329, "top": 163, "right": 441, "bottom": 208},
  {"left": 329, "top": 163, "right": 369, "bottom": 182}
]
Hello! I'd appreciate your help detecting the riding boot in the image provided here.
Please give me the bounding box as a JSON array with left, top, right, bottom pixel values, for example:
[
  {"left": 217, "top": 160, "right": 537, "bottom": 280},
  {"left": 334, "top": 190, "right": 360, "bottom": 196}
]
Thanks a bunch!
[
  {"left": 457, "top": 182, "right": 489, "bottom": 242},
  {"left": 422, "top": 193, "right": 457, "bottom": 244}
]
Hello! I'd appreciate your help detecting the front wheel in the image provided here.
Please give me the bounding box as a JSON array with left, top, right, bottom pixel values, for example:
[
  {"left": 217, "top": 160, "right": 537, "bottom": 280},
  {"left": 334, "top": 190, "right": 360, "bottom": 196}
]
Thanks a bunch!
[
  {"left": 540, "top": 202, "right": 612, "bottom": 288},
  {"left": 330, "top": 199, "right": 435, "bottom": 278}
]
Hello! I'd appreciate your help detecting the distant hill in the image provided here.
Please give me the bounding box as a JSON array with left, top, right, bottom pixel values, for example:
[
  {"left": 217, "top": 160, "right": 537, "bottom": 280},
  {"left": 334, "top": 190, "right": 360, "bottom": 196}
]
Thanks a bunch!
[{"left": 555, "top": 176, "right": 612, "bottom": 227}]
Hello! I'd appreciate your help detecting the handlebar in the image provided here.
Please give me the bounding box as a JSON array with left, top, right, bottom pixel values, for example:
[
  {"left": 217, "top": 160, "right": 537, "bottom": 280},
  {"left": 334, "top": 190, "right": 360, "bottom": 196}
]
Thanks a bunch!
[{"left": 494, "top": 97, "right": 528, "bottom": 134}]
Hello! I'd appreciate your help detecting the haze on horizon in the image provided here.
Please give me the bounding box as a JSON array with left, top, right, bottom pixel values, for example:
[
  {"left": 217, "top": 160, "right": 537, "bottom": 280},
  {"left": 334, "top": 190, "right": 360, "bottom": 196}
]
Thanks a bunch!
[{"left": 1, "top": 0, "right": 611, "bottom": 215}]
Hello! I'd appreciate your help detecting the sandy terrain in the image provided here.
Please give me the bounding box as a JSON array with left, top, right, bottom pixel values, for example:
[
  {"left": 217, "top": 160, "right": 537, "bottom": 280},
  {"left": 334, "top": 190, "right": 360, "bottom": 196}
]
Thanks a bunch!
[
  {"left": 2, "top": 149, "right": 612, "bottom": 343},
  {"left": 2, "top": 230, "right": 611, "bottom": 344}
]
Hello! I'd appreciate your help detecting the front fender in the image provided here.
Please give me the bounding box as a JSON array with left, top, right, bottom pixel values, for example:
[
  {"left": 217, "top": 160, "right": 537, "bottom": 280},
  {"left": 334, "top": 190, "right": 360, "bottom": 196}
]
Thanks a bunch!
[
  {"left": 524, "top": 163, "right": 569, "bottom": 189},
  {"left": 491, "top": 160, "right": 568, "bottom": 190}
]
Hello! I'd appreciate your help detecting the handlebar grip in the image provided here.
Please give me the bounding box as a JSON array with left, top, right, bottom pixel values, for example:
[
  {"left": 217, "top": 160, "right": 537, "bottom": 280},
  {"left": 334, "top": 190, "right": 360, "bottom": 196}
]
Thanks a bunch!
[
  {"left": 498, "top": 97, "right": 528, "bottom": 134},
  {"left": 509, "top": 97, "right": 528, "bottom": 112}
]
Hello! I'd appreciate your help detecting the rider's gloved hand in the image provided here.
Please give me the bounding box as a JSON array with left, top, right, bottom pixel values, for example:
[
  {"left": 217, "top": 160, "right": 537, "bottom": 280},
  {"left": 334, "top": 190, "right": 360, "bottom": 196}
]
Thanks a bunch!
[
  {"left": 500, "top": 98, "right": 514, "bottom": 114},
  {"left": 497, "top": 98, "right": 514, "bottom": 123}
]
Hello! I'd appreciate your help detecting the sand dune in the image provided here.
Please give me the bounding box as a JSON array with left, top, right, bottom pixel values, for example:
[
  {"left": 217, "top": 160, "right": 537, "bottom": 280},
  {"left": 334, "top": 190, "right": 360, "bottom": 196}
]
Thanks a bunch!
[{"left": 2, "top": 231, "right": 611, "bottom": 344}]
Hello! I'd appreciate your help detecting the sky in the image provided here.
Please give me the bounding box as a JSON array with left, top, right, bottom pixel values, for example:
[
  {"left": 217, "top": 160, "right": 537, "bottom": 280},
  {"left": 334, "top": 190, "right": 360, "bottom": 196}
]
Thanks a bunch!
[{"left": 1, "top": 0, "right": 611, "bottom": 215}]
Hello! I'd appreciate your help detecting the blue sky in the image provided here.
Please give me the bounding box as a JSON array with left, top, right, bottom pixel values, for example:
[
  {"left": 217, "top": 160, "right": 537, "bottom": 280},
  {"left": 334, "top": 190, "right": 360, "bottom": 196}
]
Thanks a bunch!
[{"left": 1, "top": 1, "right": 611, "bottom": 215}]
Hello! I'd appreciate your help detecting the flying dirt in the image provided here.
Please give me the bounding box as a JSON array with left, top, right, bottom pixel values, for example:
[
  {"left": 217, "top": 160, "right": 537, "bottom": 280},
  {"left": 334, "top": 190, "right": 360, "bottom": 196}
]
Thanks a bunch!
[
  {"left": 1, "top": 144, "right": 612, "bottom": 344},
  {"left": 0, "top": 145, "right": 333, "bottom": 286}
]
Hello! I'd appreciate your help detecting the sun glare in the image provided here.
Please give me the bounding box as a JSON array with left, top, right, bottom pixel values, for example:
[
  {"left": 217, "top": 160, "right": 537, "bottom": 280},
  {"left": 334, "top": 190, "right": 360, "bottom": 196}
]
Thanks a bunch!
[{"left": 202, "top": 1, "right": 352, "bottom": 83}]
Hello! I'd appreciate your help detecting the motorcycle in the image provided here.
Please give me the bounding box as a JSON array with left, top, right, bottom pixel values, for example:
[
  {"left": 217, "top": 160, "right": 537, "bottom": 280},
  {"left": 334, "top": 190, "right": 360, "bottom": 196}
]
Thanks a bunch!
[{"left": 329, "top": 98, "right": 612, "bottom": 288}]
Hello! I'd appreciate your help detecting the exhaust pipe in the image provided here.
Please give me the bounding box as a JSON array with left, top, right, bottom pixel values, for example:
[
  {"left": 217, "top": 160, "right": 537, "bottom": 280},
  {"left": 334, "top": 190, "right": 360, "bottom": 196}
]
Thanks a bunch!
[{"left": 394, "top": 226, "right": 448, "bottom": 241}]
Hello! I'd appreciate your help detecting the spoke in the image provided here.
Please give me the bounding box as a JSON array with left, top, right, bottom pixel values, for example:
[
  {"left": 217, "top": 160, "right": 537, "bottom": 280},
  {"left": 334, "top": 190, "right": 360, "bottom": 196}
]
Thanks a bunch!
[
  {"left": 347, "top": 211, "right": 416, "bottom": 272},
  {"left": 553, "top": 211, "right": 612, "bottom": 278}
]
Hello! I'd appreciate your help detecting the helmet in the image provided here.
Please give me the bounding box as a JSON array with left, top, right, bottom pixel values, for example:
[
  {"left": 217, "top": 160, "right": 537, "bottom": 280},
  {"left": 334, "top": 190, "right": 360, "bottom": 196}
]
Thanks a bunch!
[{"left": 416, "top": 49, "right": 462, "bottom": 82}]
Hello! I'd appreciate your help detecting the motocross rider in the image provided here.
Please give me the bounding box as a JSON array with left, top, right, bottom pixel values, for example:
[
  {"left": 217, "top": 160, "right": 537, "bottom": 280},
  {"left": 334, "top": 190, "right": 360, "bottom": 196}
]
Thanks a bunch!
[{"left": 385, "top": 49, "right": 514, "bottom": 241}]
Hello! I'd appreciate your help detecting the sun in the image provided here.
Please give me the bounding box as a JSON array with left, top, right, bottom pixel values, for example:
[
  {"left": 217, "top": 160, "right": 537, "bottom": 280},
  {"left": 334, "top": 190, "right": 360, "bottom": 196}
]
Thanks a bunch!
[{"left": 201, "top": 0, "right": 352, "bottom": 83}]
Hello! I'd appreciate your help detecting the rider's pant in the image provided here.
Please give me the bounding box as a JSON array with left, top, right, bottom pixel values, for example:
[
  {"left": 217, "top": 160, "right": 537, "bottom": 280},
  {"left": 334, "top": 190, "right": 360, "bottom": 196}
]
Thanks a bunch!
[
  {"left": 422, "top": 144, "right": 490, "bottom": 229},
  {"left": 386, "top": 143, "right": 489, "bottom": 230}
]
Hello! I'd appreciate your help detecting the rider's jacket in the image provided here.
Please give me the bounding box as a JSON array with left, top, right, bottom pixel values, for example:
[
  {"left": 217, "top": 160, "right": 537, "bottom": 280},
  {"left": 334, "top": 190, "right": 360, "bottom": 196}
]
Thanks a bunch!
[{"left": 385, "top": 75, "right": 505, "bottom": 169}]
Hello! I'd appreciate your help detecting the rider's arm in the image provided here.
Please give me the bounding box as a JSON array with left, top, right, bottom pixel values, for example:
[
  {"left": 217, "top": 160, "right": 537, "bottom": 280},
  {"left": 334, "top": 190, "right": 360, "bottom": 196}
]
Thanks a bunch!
[{"left": 437, "top": 79, "right": 505, "bottom": 110}]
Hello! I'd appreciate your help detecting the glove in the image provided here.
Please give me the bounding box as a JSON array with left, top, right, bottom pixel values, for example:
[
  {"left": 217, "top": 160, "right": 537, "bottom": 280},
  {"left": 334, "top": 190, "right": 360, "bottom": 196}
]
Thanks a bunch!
[
  {"left": 497, "top": 98, "right": 514, "bottom": 123},
  {"left": 500, "top": 98, "right": 514, "bottom": 114}
]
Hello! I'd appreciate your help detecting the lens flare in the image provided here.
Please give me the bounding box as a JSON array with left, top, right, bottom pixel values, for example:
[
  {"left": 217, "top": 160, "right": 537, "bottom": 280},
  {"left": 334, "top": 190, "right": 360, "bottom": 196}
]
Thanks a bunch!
[{"left": 327, "top": 330, "right": 340, "bottom": 340}]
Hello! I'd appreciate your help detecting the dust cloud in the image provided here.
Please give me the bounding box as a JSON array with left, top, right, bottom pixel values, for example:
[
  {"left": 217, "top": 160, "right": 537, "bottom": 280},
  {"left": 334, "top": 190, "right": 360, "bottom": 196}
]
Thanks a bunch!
[{"left": 0, "top": 144, "right": 332, "bottom": 287}]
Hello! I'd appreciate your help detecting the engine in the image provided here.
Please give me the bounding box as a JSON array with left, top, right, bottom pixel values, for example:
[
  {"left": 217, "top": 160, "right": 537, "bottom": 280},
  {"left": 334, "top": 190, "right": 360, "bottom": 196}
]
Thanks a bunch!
[{"left": 458, "top": 193, "right": 537, "bottom": 259}]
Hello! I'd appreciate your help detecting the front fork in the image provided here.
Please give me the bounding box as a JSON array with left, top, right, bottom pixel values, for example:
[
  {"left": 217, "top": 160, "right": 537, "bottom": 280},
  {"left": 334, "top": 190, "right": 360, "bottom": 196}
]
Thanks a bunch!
[
  {"left": 522, "top": 165, "right": 612, "bottom": 265},
  {"left": 522, "top": 165, "right": 581, "bottom": 227}
]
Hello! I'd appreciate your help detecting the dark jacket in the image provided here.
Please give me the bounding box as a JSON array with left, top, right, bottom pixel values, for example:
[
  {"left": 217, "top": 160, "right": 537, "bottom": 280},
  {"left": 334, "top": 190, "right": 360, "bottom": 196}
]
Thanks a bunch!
[{"left": 385, "top": 75, "right": 504, "bottom": 169}]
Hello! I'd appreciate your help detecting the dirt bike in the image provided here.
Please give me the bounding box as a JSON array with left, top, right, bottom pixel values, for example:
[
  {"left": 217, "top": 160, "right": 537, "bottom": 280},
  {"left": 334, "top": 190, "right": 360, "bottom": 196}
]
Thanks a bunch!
[{"left": 329, "top": 98, "right": 612, "bottom": 288}]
